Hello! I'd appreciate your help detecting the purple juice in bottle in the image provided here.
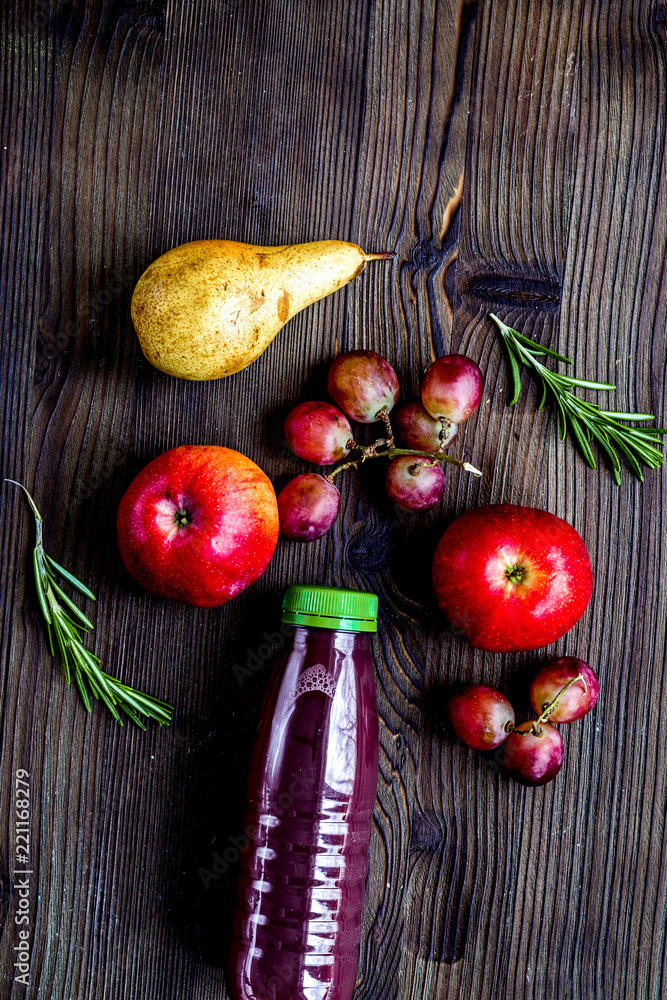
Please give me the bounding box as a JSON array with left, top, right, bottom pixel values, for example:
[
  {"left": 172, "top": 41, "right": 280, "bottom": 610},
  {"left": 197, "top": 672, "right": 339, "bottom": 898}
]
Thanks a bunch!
[{"left": 230, "top": 585, "right": 379, "bottom": 1000}]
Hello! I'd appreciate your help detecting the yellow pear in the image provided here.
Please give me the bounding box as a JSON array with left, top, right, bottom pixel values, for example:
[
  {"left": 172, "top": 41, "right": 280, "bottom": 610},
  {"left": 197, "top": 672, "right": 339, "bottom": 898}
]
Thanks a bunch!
[{"left": 130, "top": 239, "right": 393, "bottom": 380}]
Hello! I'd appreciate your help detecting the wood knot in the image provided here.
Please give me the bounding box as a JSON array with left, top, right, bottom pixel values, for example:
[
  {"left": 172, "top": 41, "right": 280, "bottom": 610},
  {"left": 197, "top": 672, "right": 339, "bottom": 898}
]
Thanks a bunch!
[
  {"left": 462, "top": 272, "right": 561, "bottom": 311},
  {"left": 345, "top": 529, "right": 391, "bottom": 571},
  {"left": 409, "top": 811, "right": 445, "bottom": 854},
  {"left": 411, "top": 241, "right": 446, "bottom": 271}
]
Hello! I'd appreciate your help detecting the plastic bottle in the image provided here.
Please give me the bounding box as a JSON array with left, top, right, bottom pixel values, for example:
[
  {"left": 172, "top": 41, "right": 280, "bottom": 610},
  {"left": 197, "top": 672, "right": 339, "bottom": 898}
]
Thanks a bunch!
[{"left": 229, "top": 585, "right": 379, "bottom": 1000}]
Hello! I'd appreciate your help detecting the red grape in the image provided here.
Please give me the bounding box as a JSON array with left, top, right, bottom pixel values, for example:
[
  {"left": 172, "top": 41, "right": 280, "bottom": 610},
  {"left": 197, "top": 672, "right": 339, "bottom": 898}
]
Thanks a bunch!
[
  {"left": 503, "top": 722, "right": 564, "bottom": 785},
  {"left": 530, "top": 657, "right": 599, "bottom": 723},
  {"left": 328, "top": 350, "right": 399, "bottom": 423},
  {"left": 421, "top": 354, "right": 484, "bottom": 423},
  {"left": 394, "top": 400, "right": 458, "bottom": 451},
  {"left": 385, "top": 457, "right": 445, "bottom": 512},
  {"left": 284, "top": 401, "right": 354, "bottom": 465},
  {"left": 277, "top": 474, "right": 340, "bottom": 542},
  {"left": 447, "top": 685, "right": 515, "bottom": 750}
]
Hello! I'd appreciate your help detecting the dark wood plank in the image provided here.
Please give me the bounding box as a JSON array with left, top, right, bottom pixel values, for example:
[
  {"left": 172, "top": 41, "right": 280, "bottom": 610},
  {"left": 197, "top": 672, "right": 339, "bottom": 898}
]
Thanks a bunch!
[
  {"left": 2, "top": 1, "right": 667, "bottom": 999},
  {"left": 3, "top": 1, "right": 470, "bottom": 997},
  {"left": 428, "top": 2, "right": 667, "bottom": 999},
  {"left": 1, "top": 3, "right": 171, "bottom": 998}
]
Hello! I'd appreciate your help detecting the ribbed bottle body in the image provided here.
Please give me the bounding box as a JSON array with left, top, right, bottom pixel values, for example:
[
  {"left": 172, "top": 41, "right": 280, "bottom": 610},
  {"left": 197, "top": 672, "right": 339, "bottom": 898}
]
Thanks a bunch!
[{"left": 230, "top": 626, "right": 379, "bottom": 1000}]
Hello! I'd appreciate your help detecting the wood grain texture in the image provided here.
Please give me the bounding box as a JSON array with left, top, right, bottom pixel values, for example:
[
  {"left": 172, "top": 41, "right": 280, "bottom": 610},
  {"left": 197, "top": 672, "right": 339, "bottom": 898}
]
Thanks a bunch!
[
  {"left": 438, "top": 2, "right": 667, "bottom": 999},
  {"left": 1, "top": 1, "right": 666, "bottom": 999}
]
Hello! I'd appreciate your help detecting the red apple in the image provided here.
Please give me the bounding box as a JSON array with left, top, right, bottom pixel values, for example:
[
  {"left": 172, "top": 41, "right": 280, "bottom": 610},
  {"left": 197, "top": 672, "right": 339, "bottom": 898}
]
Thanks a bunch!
[
  {"left": 117, "top": 445, "right": 279, "bottom": 607},
  {"left": 432, "top": 504, "right": 593, "bottom": 652}
]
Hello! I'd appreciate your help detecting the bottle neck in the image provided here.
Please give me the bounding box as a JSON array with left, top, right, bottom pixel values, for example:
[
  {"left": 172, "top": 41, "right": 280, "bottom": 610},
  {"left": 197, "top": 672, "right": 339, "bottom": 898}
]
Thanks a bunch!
[{"left": 290, "top": 624, "right": 372, "bottom": 654}]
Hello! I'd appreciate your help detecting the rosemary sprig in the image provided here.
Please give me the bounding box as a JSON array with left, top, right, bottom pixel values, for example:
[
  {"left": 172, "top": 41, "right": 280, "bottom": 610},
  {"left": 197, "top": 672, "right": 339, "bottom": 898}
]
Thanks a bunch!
[
  {"left": 8, "top": 480, "right": 173, "bottom": 729},
  {"left": 489, "top": 314, "right": 667, "bottom": 484}
]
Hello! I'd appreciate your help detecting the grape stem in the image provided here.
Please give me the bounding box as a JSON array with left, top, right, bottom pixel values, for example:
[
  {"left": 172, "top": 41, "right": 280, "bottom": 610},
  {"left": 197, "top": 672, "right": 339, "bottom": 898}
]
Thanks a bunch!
[
  {"left": 536, "top": 672, "right": 586, "bottom": 725},
  {"left": 324, "top": 406, "right": 482, "bottom": 480},
  {"left": 325, "top": 446, "right": 481, "bottom": 481},
  {"left": 509, "top": 672, "right": 586, "bottom": 737},
  {"left": 436, "top": 418, "right": 453, "bottom": 454},
  {"left": 377, "top": 405, "right": 395, "bottom": 448}
]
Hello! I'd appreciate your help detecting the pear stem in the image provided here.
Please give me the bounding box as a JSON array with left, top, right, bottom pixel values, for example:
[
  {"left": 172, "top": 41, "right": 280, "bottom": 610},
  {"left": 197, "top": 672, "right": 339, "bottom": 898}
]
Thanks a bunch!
[{"left": 363, "top": 252, "right": 395, "bottom": 261}]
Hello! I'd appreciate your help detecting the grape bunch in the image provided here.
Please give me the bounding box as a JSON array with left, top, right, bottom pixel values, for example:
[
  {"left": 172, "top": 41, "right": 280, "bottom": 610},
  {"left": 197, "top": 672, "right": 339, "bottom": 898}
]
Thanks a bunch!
[
  {"left": 277, "top": 349, "right": 484, "bottom": 541},
  {"left": 447, "top": 657, "right": 600, "bottom": 786}
]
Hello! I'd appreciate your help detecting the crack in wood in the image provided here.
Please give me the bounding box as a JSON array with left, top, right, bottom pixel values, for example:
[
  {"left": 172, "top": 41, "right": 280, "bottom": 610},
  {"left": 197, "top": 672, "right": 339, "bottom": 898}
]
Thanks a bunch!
[{"left": 461, "top": 273, "right": 562, "bottom": 311}]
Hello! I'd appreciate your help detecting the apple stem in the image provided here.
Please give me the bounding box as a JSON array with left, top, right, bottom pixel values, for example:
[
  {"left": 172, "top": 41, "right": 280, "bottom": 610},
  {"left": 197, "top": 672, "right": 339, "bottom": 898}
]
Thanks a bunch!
[
  {"left": 174, "top": 508, "right": 191, "bottom": 528},
  {"left": 505, "top": 565, "right": 526, "bottom": 585}
]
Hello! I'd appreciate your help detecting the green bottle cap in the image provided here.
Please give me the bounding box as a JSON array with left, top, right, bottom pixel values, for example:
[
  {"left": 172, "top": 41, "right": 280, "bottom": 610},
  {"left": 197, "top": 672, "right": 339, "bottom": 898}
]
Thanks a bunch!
[{"left": 281, "top": 585, "right": 378, "bottom": 632}]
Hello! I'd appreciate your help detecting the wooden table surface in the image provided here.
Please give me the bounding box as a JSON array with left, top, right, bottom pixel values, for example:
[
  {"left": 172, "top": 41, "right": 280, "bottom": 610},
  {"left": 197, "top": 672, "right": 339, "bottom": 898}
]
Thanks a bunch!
[{"left": 2, "top": 1, "right": 667, "bottom": 998}]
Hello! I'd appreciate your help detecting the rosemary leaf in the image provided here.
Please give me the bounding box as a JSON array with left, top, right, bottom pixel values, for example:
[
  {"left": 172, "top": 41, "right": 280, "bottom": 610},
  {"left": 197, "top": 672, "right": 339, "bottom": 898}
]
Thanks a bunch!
[
  {"left": 489, "top": 313, "right": 665, "bottom": 482},
  {"left": 114, "top": 680, "right": 173, "bottom": 716},
  {"left": 587, "top": 424, "right": 622, "bottom": 481},
  {"left": 548, "top": 381, "right": 569, "bottom": 441},
  {"left": 604, "top": 429, "right": 646, "bottom": 479},
  {"left": 119, "top": 705, "right": 147, "bottom": 730},
  {"left": 603, "top": 411, "right": 665, "bottom": 423},
  {"left": 114, "top": 684, "right": 159, "bottom": 716},
  {"left": 33, "top": 550, "right": 52, "bottom": 624},
  {"left": 53, "top": 626, "right": 71, "bottom": 683},
  {"left": 510, "top": 331, "right": 572, "bottom": 364},
  {"left": 73, "top": 670, "right": 93, "bottom": 713},
  {"left": 499, "top": 332, "right": 523, "bottom": 404},
  {"left": 7, "top": 481, "right": 173, "bottom": 729},
  {"left": 611, "top": 431, "right": 664, "bottom": 467},
  {"left": 566, "top": 410, "right": 597, "bottom": 469},
  {"left": 629, "top": 429, "right": 667, "bottom": 443},
  {"left": 537, "top": 373, "right": 548, "bottom": 410},
  {"left": 557, "top": 374, "right": 617, "bottom": 391},
  {"left": 45, "top": 620, "right": 56, "bottom": 658},
  {"left": 44, "top": 554, "right": 97, "bottom": 600},
  {"left": 49, "top": 579, "right": 94, "bottom": 630}
]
